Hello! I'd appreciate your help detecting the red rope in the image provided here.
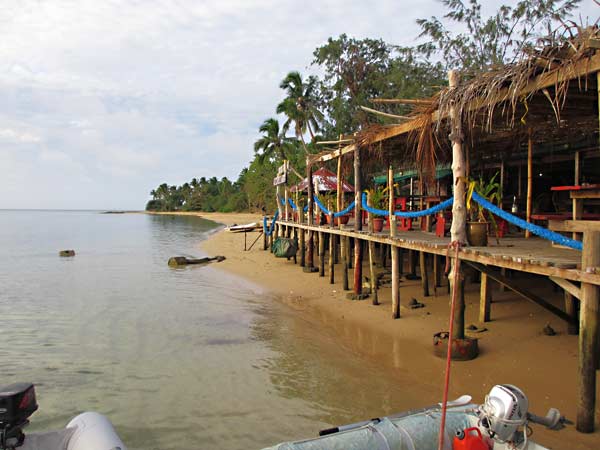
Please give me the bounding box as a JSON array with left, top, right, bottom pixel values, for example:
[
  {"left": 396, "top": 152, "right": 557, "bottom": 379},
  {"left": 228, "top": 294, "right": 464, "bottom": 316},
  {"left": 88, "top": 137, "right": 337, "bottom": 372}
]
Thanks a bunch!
[{"left": 438, "top": 241, "right": 462, "bottom": 450}]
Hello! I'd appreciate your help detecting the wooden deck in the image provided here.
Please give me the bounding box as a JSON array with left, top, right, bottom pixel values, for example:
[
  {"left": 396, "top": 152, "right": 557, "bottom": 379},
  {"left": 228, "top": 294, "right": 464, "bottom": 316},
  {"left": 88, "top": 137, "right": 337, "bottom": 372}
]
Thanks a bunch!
[{"left": 277, "top": 219, "right": 599, "bottom": 286}]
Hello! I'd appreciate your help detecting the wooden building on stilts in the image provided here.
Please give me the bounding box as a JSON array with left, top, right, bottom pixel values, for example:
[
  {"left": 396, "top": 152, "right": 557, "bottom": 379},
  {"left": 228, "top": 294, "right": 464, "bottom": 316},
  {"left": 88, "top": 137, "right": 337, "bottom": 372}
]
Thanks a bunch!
[{"left": 264, "top": 28, "right": 600, "bottom": 433}]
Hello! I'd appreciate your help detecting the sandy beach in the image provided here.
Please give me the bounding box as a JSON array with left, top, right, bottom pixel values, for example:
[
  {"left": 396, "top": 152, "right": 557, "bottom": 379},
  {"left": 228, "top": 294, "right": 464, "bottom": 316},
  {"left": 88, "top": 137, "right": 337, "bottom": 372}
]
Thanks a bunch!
[{"left": 153, "top": 211, "right": 600, "bottom": 449}]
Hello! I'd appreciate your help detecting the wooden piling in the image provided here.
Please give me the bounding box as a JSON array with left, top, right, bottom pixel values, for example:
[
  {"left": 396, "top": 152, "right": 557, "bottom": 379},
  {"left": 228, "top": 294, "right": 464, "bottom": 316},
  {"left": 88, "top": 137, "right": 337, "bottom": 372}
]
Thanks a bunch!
[
  {"left": 448, "top": 69, "right": 467, "bottom": 340},
  {"left": 391, "top": 245, "right": 400, "bottom": 319},
  {"left": 329, "top": 231, "right": 335, "bottom": 284},
  {"left": 319, "top": 231, "right": 325, "bottom": 277},
  {"left": 369, "top": 241, "right": 378, "bottom": 305},
  {"left": 353, "top": 146, "right": 363, "bottom": 295},
  {"left": 299, "top": 228, "right": 305, "bottom": 267},
  {"left": 479, "top": 272, "right": 492, "bottom": 323},
  {"left": 565, "top": 292, "right": 578, "bottom": 335},
  {"left": 420, "top": 251, "right": 430, "bottom": 297},
  {"left": 305, "top": 160, "right": 315, "bottom": 271},
  {"left": 408, "top": 249, "right": 416, "bottom": 277},
  {"left": 342, "top": 236, "right": 349, "bottom": 290},
  {"left": 433, "top": 254, "right": 441, "bottom": 295},
  {"left": 577, "top": 228, "right": 600, "bottom": 433}
]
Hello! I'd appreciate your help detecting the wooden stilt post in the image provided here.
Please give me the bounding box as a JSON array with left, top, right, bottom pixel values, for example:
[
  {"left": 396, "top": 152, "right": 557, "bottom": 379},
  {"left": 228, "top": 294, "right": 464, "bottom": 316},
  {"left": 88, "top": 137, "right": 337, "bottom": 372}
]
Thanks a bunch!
[
  {"left": 389, "top": 165, "right": 397, "bottom": 238},
  {"left": 577, "top": 229, "right": 600, "bottom": 433},
  {"left": 263, "top": 218, "right": 268, "bottom": 251},
  {"left": 407, "top": 250, "right": 416, "bottom": 277},
  {"left": 305, "top": 160, "right": 315, "bottom": 272},
  {"left": 499, "top": 160, "right": 505, "bottom": 204},
  {"left": 398, "top": 247, "right": 403, "bottom": 275},
  {"left": 319, "top": 231, "right": 325, "bottom": 277},
  {"left": 366, "top": 192, "right": 378, "bottom": 305},
  {"left": 369, "top": 242, "right": 378, "bottom": 305},
  {"left": 449, "top": 69, "right": 467, "bottom": 341},
  {"left": 391, "top": 245, "right": 400, "bottom": 319},
  {"left": 433, "top": 255, "right": 441, "bottom": 295},
  {"left": 353, "top": 146, "right": 363, "bottom": 296},
  {"left": 284, "top": 161, "right": 289, "bottom": 221},
  {"left": 342, "top": 236, "right": 349, "bottom": 290},
  {"left": 420, "top": 251, "right": 430, "bottom": 297},
  {"left": 479, "top": 272, "right": 492, "bottom": 323},
  {"left": 299, "top": 228, "right": 305, "bottom": 267},
  {"left": 565, "top": 292, "right": 578, "bottom": 335},
  {"left": 525, "top": 128, "right": 533, "bottom": 239},
  {"left": 573, "top": 150, "right": 582, "bottom": 241},
  {"left": 329, "top": 230, "right": 335, "bottom": 284}
]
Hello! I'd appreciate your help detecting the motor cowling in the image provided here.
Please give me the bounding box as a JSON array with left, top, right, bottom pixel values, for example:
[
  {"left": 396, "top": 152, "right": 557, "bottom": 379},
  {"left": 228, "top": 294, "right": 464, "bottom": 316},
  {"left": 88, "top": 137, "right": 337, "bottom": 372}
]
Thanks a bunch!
[{"left": 480, "top": 384, "right": 528, "bottom": 442}]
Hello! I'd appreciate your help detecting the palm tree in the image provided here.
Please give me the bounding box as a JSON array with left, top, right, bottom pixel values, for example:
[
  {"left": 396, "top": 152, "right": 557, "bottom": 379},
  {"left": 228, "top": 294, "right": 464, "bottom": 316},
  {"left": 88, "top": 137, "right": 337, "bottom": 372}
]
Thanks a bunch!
[
  {"left": 276, "top": 71, "right": 323, "bottom": 152},
  {"left": 253, "top": 118, "right": 296, "bottom": 164}
]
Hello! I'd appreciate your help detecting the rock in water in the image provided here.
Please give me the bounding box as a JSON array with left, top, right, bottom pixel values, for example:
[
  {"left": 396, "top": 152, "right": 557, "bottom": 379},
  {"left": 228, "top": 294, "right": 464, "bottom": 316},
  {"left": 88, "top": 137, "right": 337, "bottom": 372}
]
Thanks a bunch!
[{"left": 59, "top": 250, "right": 76, "bottom": 257}]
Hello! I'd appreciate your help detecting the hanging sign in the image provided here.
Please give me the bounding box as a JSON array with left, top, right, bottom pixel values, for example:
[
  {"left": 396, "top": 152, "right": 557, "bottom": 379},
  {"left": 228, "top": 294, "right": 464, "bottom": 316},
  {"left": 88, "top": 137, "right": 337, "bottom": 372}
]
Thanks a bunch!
[{"left": 273, "top": 162, "right": 288, "bottom": 186}]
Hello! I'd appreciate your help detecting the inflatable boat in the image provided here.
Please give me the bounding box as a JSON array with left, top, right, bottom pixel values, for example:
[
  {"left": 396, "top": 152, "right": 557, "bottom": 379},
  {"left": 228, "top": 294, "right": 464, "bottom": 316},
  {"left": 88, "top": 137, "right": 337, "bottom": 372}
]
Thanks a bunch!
[
  {"left": 0, "top": 383, "right": 126, "bottom": 450},
  {"left": 262, "top": 385, "right": 566, "bottom": 450}
]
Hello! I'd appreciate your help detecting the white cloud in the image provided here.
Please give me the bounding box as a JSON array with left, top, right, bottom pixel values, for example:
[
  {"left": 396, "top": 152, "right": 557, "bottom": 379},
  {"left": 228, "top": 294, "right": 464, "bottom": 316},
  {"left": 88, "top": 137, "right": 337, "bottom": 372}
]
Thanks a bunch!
[{"left": 0, "top": 0, "right": 595, "bottom": 209}]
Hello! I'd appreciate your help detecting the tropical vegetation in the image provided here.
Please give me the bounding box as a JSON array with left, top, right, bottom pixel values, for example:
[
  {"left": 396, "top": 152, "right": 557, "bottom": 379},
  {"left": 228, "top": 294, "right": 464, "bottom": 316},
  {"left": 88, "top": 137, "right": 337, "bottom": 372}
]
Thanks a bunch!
[{"left": 146, "top": 0, "right": 581, "bottom": 213}]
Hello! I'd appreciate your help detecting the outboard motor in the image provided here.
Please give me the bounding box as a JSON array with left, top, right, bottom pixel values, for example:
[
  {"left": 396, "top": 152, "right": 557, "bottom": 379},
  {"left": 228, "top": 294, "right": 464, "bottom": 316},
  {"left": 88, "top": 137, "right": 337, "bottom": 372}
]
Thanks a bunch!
[
  {"left": 478, "top": 384, "right": 566, "bottom": 447},
  {"left": 0, "top": 383, "right": 38, "bottom": 449},
  {"left": 0, "top": 383, "right": 126, "bottom": 450}
]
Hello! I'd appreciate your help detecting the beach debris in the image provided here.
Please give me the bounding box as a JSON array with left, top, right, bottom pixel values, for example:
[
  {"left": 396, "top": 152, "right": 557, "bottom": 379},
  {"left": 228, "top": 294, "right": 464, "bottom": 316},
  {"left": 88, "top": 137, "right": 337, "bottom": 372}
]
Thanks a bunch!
[
  {"left": 408, "top": 298, "right": 425, "bottom": 309},
  {"left": 404, "top": 273, "right": 421, "bottom": 281},
  {"left": 466, "top": 323, "right": 488, "bottom": 333},
  {"left": 168, "top": 256, "right": 226, "bottom": 267},
  {"left": 59, "top": 250, "right": 76, "bottom": 257},
  {"left": 543, "top": 323, "right": 557, "bottom": 336}
]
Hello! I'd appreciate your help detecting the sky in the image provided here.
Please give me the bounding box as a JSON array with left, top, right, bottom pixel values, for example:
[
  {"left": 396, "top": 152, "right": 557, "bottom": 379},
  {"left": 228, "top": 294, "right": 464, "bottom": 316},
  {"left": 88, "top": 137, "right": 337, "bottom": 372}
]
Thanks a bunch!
[{"left": 0, "top": 1, "right": 597, "bottom": 209}]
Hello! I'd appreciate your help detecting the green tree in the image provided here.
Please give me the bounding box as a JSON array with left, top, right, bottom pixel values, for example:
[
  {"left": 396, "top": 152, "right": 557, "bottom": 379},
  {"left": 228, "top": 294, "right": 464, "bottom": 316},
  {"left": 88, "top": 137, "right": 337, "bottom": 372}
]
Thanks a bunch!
[
  {"left": 254, "top": 118, "right": 298, "bottom": 164},
  {"left": 276, "top": 71, "right": 323, "bottom": 152},
  {"left": 416, "top": 0, "right": 581, "bottom": 72}
]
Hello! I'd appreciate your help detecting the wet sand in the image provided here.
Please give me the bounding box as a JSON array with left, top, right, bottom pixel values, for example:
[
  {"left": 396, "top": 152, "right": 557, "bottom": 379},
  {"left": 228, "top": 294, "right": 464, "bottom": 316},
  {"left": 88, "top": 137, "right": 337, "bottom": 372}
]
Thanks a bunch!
[{"left": 156, "top": 211, "right": 599, "bottom": 449}]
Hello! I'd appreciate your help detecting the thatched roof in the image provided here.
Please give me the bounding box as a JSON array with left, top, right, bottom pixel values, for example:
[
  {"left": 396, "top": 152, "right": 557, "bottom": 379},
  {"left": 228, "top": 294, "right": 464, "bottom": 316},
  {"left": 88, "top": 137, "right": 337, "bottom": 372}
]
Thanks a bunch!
[{"left": 319, "top": 27, "right": 600, "bottom": 177}]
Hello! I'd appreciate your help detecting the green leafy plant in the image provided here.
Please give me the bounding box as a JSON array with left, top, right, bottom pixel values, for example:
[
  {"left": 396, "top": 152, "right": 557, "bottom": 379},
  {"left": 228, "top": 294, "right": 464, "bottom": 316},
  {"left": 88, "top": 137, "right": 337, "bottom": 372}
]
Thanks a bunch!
[
  {"left": 366, "top": 186, "right": 387, "bottom": 210},
  {"left": 465, "top": 172, "right": 501, "bottom": 222}
]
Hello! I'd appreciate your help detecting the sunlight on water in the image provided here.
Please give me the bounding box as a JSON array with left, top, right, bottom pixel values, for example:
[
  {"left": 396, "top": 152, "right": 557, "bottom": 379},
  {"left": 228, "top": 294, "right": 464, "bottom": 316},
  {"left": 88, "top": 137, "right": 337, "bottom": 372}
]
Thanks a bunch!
[{"left": 0, "top": 210, "right": 417, "bottom": 450}]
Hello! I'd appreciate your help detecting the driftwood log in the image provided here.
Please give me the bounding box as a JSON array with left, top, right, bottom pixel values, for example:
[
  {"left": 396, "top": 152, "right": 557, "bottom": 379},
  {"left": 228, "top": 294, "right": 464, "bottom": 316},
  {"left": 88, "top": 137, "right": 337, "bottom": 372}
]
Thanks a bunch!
[
  {"left": 59, "top": 250, "right": 75, "bottom": 257},
  {"left": 168, "top": 256, "right": 226, "bottom": 267}
]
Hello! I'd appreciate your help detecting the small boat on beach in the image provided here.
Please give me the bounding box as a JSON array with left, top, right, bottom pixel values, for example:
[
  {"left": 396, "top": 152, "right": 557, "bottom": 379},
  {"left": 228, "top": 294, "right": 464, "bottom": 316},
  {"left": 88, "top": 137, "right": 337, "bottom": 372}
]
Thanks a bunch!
[
  {"left": 227, "top": 222, "right": 260, "bottom": 233},
  {"left": 262, "top": 385, "right": 565, "bottom": 450}
]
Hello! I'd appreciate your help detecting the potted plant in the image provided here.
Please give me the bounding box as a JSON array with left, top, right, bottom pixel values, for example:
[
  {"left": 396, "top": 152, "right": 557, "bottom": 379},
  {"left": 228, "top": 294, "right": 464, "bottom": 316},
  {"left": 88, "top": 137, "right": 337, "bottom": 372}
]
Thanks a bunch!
[
  {"left": 465, "top": 173, "right": 501, "bottom": 246},
  {"left": 366, "top": 187, "right": 386, "bottom": 232}
]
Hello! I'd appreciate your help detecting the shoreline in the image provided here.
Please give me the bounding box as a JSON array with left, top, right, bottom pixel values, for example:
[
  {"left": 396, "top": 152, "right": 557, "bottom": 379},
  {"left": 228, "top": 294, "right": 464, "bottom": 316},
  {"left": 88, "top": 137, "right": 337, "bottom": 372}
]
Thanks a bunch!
[{"left": 158, "top": 211, "right": 599, "bottom": 448}]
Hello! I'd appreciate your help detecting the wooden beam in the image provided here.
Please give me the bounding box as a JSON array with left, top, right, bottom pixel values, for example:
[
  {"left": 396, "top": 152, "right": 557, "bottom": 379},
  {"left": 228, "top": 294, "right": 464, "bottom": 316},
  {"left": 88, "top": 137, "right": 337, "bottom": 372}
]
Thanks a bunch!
[
  {"left": 466, "top": 261, "right": 577, "bottom": 324},
  {"left": 558, "top": 220, "right": 600, "bottom": 233},
  {"left": 316, "top": 138, "right": 355, "bottom": 145},
  {"left": 577, "top": 230, "right": 600, "bottom": 432},
  {"left": 479, "top": 272, "right": 492, "bottom": 322},
  {"left": 277, "top": 221, "right": 600, "bottom": 285},
  {"left": 371, "top": 98, "right": 433, "bottom": 105},
  {"left": 549, "top": 276, "right": 582, "bottom": 300},
  {"left": 360, "top": 105, "right": 412, "bottom": 120}
]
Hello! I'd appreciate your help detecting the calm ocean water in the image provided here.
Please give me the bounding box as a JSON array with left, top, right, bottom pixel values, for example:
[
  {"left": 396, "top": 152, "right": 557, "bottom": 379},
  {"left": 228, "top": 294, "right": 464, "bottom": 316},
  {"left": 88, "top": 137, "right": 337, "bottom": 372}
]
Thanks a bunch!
[{"left": 0, "top": 210, "right": 414, "bottom": 450}]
